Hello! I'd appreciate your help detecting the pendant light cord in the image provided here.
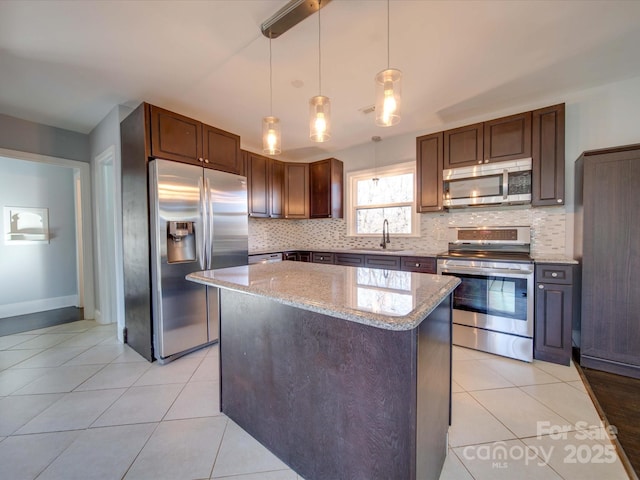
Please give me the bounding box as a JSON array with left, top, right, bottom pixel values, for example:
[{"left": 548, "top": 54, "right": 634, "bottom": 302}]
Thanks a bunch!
[
  {"left": 269, "top": 38, "right": 273, "bottom": 115},
  {"left": 386, "top": 0, "right": 390, "bottom": 69},
  {"left": 318, "top": 0, "right": 322, "bottom": 95}
]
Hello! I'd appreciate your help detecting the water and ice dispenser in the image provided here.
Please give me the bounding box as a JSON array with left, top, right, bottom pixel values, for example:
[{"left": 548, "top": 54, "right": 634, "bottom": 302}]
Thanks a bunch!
[{"left": 167, "top": 221, "right": 196, "bottom": 263}]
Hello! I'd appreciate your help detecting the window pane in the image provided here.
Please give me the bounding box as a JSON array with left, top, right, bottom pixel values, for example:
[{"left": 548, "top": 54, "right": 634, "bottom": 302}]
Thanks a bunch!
[
  {"left": 356, "top": 206, "right": 412, "bottom": 234},
  {"left": 356, "top": 173, "right": 413, "bottom": 206}
]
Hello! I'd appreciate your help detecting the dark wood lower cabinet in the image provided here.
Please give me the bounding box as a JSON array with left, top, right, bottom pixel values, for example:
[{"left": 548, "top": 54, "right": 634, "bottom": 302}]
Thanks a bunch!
[{"left": 534, "top": 264, "right": 578, "bottom": 366}]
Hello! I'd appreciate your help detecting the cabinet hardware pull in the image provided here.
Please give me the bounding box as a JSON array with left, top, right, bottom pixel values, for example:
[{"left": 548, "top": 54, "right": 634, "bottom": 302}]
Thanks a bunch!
[
  {"left": 478, "top": 160, "right": 483, "bottom": 164},
  {"left": 204, "top": 158, "right": 209, "bottom": 163},
  {"left": 415, "top": 263, "right": 420, "bottom": 267},
  {"left": 198, "top": 157, "right": 204, "bottom": 162},
  {"left": 557, "top": 199, "right": 563, "bottom": 203},
  {"left": 538, "top": 284, "right": 544, "bottom": 289},
  {"left": 484, "top": 159, "right": 489, "bottom": 163},
  {"left": 551, "top": 272, "right": 558, "bottom": 277}
]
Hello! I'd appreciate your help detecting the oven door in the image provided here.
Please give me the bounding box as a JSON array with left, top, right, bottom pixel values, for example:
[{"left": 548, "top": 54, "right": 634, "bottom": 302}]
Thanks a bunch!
[{"left": 438, "top": 263, "right": 534, "bottom": 338}]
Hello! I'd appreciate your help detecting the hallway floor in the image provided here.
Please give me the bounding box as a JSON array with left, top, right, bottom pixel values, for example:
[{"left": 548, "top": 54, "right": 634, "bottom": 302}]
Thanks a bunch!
[{"left": 0, "top": 320, "right": 631, "bottom": 480}]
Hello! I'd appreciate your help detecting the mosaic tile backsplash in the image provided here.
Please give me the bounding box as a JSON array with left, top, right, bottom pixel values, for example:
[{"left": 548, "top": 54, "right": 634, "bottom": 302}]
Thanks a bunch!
[{"left": 249, "top": 206, "right": 567, "bottom": 257}]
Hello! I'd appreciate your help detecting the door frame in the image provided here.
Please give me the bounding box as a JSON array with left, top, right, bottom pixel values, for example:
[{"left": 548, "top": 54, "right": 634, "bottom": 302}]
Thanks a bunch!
[{"left": 0, "top": 147, "right": 95, "bottom": 318}]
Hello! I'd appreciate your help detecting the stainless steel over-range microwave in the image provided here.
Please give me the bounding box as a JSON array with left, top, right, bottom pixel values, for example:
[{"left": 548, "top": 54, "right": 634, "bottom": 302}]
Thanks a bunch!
[{"left": 443, "top": 158, "right": 532, "bottom": 208}]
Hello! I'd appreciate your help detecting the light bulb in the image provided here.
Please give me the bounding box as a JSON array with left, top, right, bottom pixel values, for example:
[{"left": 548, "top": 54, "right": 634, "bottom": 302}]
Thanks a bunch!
[
  {"left": 382, "top": 83, "right": 397, "bottom": 126},
  {"left": 315, "top": 112, "right": 326, "bottom": 134}
]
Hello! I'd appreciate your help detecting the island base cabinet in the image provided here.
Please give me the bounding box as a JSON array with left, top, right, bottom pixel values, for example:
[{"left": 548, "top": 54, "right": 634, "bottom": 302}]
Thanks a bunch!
[{"left": 219, "top": 289, "right": 452, "bottom": 480}]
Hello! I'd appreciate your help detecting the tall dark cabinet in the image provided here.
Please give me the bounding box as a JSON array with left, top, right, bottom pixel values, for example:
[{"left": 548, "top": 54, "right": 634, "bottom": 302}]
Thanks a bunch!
[{"left": 575, "top": 144, "right": 640, "bottom": 379}]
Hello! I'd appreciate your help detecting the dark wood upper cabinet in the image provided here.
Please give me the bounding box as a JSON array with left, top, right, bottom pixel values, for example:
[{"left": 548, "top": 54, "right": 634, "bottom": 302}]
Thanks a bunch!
[
  {"left": 202, "top": 124, "right": 242, "bottom": 175},
  {"left": 443, "top": 123, "right": 483, "bottom": 168},
  {"left": 443, "top": 112, "right": 531, "bottom": 169},
  {"left": 270, "top": 159, "right": 285, "bottom": 218},
  {"left": 149, "top": 105, "right": 202, "bottom": 165},
  {"left": 148, "top": 104, "right": 242, "bottom": 175},
  {"left": 247, "top": 151, "right": 270, "bottom": 218},
  {"left": 416, "top": 132, "right": 444, "bottom": 212},
  {"left": 284, "top": 163, "right": 309, "bottom": 219},
  {"left": 483, "top": 111, "right": 531, "bottom": 163},
  {"left": 247, "top": 152, "right": 285, "bottom": 218},
  {"left": 309, "top": 158, "right": 344, "bottom": 218},
  {"left": 532, "top": 104, "right": 565, "bottom": 206}
]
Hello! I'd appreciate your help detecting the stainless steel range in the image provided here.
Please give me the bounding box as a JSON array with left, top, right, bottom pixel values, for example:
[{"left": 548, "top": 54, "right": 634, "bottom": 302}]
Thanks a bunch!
[{"left": 437, "top": 226, "right": 534, "bottom": 362}]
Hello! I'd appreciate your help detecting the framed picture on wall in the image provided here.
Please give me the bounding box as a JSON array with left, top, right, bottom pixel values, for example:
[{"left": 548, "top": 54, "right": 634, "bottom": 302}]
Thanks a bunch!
[{"left": 3, "top": 206, "right": 50, "bottom": 245}]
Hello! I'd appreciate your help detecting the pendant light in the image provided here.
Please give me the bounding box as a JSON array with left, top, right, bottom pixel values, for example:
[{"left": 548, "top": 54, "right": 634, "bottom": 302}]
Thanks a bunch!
[
  {"left": 309, "top": 0, "right": 330, "bottom": 142},
  {"left": 262, "top": 38, "right": 281, "bottom": 155},
  {"left": 375, "top": 0, "right": 402, "bottom": 127}
]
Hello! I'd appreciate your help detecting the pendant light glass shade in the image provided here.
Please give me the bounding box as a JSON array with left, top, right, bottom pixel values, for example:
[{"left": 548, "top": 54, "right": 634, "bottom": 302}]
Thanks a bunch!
[
  {"left": 262, "top": 38, "right": 281, "bottom": 155},
  {"left": 375, "top": 68, "right": 402, "bottom": 127},
  {"left": 309, "top": 95, "right": 331, "bottom": 142},
  {"left": 262, "top": 116, "right": 281, "bottom": 155},
  {"left": 375, "top": 0, "right": 402, "bottom": 127}
]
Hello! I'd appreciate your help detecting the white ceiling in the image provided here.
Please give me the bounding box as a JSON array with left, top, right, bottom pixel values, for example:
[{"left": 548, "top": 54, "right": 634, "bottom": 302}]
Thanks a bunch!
[{"left": 1, "top": 0, "right": 640, "bottom": 160}]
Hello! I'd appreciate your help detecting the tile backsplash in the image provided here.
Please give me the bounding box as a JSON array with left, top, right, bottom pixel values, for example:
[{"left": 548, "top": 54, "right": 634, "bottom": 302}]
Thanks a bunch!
[{"left": 249, "top": 206, "right": 567, "bottom": 257}]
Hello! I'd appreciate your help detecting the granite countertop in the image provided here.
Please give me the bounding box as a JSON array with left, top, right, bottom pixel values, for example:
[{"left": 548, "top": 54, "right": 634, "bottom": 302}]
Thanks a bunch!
[
  {"left": 532, "top": 256, "right": 579, "bottom": 264},
  {"left": 249, "top": 248, "right": 442, "bottom": 257},
  {"left": 187, "top": 262, "right": 460, "bottom": 331}
]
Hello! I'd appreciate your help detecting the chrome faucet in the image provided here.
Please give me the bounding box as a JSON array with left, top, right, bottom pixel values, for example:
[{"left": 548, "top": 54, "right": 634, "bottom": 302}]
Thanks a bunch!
[{"left": 380, "top": 219, "right": 390, "bottom": 249}]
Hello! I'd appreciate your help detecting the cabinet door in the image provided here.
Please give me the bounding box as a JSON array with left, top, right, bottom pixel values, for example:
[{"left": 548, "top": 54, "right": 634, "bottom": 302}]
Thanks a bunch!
[
  {"left": 484, "top": 112, "right": 531, "bottom": 163},
  {"left": 203, "top": 124, "right": 243, "bottom": 175},
  {"left": 416, "top": 132, "right": 443, "bottom": 212},
  {"left": 532, "top": 104, "right": 565, "bottom": 206},
  {"left": 534, "top": 283, "right": 572, "bottom": 366},
  {"left": 270, "top": 160, "right": 285, "bottom": 218},
  {"left": 149, "top": 105, "right": 202, "bottom": 165},
  {"left": 284, "top": 163, "right": 309, "bottom": 219},
  {"left": 443, "top": 123, "right": 483, "bottom": 168},
  {"left": 309, "top": 158, "right": 344, "bottom": 218},
  {"left": 247, "top": 151, "right": 270, "bottom": 218}
]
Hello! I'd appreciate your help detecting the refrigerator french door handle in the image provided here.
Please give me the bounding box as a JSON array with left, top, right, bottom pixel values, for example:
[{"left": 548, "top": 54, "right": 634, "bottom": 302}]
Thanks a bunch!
[
  {"left": 206, "top": 177, "right": 214, "bottom": 270},
  {"left": 198, "top": 176, "right": 206, "bottom": 270}
]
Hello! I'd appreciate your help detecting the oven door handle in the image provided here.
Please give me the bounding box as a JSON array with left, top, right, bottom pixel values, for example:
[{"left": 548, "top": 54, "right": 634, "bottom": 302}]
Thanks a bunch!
[{"left": 440, "top": 266, "right": 533, "bottom": 278}]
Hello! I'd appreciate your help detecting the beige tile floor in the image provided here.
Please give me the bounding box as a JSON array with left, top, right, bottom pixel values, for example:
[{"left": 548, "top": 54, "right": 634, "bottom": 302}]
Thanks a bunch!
[{"left": 0, "top": 320, "right": 631, "bottom": 480}]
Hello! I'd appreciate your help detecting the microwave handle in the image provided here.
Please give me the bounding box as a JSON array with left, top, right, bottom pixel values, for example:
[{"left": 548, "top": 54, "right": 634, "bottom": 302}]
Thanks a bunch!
[{"left": 503, "top": 169, "right": 509, "bottom": 200}]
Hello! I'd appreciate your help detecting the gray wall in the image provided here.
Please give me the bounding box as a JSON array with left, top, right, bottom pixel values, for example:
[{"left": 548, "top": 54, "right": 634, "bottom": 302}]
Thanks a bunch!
[
  {"left": 0, "top": 156, "right": 78, "bottom": 308},
  {"left": 0, "top": 113, "right": 89, "bottom": 163}
]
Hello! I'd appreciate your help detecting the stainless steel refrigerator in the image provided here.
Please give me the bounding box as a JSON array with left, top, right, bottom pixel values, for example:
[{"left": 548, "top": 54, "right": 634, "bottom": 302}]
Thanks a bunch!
[{"left": 148, "top": 159, "right": 248, "bottom": 363}]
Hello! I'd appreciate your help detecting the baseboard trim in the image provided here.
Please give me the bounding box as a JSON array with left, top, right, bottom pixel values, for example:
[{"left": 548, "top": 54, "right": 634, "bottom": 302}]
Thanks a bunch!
[
  {"left": 581, "top": 355, "right": 640, "bottom": 380},
  {"left": 0, "top": 295, "right": 79, "bottom": 318}
]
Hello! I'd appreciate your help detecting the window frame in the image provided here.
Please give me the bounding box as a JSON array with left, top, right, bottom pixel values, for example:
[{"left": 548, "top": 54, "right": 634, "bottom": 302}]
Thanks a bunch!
[{"left": 346, "top": 161, "right": 420, "bottom": 238}]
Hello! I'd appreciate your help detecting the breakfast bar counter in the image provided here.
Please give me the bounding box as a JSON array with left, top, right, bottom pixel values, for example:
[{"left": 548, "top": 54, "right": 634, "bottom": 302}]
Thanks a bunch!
[{"left": 187, "top": 262, "right": 460, "bottom": 480}]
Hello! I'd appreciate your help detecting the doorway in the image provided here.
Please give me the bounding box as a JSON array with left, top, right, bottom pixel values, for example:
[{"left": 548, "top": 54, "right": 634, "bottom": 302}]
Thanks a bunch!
[{"left": 0, "top": 147, "right": 94, "bottom": 326}]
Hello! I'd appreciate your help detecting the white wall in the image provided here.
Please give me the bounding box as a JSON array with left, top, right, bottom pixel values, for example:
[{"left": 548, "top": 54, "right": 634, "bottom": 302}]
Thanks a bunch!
[
  {"left": 89, "top": 105, "right": 133, "bottom": 336},
  {"left": 253, "top": 75, "right": 640, "bottom": 258},
  {"left": 0, "top": 157, "right": 78, "bottom": 317}
]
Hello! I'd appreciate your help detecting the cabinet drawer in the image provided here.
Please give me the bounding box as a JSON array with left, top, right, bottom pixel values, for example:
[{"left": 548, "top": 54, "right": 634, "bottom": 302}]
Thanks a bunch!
[
  {"left": 535, "top": 264, "right": 573, "bottom": 284},
  {"left": 298, "top": 251, "right": 311, "bottom": 262},
  {"left": 400, "top": 256, "right": 436, "bottom": 274},
  {"left": 283, "top": 252, "right": 298, "bottom": 261},
  {"left": 364, "top": 255, "right": 401, "bottom": 270},
  {"left": 335, "top": 253, "right": 364, "bottom": 267},
  {"left": 312, "top": 252, "right": 334, "bottom": 264}
]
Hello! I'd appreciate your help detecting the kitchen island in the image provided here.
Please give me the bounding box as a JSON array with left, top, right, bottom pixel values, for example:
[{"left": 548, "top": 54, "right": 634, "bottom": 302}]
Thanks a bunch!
[{"left": 187, "top": 262, "right": 460, "bottom": 480}]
